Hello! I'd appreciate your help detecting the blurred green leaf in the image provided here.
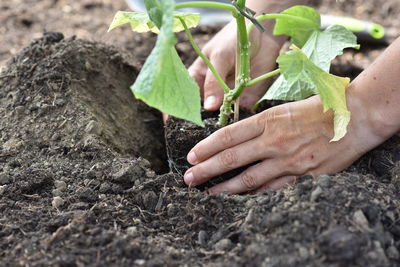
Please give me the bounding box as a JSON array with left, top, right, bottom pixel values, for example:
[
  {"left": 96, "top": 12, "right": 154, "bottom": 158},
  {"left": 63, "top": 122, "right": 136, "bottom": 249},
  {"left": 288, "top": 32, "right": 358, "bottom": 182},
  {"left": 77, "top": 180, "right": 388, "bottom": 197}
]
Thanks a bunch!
[{"left": 274, "top": 5, "right": 320, "bottom": 47}]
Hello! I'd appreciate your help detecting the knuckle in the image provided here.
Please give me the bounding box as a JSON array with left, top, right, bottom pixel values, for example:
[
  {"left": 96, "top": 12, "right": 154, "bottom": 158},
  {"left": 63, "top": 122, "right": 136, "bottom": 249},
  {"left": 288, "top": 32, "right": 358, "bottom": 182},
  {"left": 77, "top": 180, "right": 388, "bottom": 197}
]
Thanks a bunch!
[
  {"left": 255, "top": 114, "right": 266, "bottom": 133},
  {"left": 219, "top": 149, "right": 238, "bottom": 169},
  {"left": 265, "top": 108, "right": 279, "bottom": 124},
  {"left": 240, "top": 172, "right": 258, "bottom": 191},
  {"left": 220, "top": 127, "right": 234, "bottom": 146}
]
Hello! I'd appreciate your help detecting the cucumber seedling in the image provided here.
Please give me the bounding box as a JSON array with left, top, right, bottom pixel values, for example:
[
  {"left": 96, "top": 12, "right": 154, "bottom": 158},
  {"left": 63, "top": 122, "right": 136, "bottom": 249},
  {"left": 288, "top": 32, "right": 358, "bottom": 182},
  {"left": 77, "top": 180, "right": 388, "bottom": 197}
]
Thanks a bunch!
[{"left": 109, "top": 0, "right": 359, "bottom": 141}]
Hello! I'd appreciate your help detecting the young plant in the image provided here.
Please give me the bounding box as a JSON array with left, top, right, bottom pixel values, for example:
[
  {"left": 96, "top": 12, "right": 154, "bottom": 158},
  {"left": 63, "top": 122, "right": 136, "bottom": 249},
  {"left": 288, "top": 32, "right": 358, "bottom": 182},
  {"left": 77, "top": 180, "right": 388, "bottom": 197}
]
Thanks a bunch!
[{"left": 108, "top": 0, "right": 359, "bottom": 141}]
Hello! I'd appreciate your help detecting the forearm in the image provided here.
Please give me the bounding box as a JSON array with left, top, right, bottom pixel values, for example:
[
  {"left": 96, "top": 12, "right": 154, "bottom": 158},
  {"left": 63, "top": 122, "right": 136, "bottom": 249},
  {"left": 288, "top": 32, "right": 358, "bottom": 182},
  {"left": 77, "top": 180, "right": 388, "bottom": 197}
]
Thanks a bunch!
[{"left": 347, "top": 37, "right": 400, "bottom": 141}]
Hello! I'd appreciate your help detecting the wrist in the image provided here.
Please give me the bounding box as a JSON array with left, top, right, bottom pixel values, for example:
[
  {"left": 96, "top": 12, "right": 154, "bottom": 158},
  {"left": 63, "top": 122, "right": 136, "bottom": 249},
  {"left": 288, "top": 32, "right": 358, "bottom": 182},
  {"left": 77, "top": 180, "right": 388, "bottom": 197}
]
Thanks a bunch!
[{"left": 345, "top": 81, "right": 397, "bottom": 155}]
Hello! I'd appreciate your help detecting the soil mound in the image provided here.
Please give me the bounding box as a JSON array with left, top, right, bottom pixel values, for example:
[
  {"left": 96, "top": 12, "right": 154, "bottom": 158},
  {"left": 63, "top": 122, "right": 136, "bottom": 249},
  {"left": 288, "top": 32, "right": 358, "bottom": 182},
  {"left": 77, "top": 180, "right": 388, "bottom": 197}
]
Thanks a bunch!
[{"left": 0, "top": 34, "right": 400, "bottom": 266}]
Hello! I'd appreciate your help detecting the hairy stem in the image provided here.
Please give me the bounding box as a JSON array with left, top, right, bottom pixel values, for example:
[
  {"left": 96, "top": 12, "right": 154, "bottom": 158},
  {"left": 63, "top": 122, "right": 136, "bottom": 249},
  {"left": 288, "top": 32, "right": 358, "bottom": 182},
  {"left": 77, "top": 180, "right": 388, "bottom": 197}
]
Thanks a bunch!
[
  {"left": 246, "top": 69, "right": 281, "bottom": 87},
  {"left": 218, "top": 0, "right": 251, "bottom": 126},
  {"left": 179, "top": 18, "right": 230, "bottom": 94}
]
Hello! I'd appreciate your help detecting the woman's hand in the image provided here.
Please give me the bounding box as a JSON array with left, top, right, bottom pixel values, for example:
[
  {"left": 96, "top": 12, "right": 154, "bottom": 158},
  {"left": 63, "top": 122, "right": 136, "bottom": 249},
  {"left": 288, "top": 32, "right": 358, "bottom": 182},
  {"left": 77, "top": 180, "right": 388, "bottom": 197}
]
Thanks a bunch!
[
  {"left": 187, "top": 0, "right": 312, "bottom": 111},
  {"left": 188, "top": 20, "right": 286, "bottom": 111},
  {"left": 183, "top": 93, "right": 386, "bottom": 194}
]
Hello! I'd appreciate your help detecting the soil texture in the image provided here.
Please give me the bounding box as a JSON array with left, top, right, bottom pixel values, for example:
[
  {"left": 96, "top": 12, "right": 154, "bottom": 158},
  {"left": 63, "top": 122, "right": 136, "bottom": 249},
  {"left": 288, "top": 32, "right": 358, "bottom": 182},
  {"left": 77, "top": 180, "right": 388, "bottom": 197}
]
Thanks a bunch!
[{"left": 1, "top": 0, "right": 400, "bottom": 266}]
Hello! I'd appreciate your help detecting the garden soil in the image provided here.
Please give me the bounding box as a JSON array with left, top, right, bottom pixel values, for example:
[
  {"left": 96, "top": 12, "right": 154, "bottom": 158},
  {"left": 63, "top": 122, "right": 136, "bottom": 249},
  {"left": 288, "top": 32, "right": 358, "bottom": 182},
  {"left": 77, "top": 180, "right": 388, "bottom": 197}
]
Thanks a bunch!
[{"left": 1, "top": 0, "right": 400, "bottom": 266}]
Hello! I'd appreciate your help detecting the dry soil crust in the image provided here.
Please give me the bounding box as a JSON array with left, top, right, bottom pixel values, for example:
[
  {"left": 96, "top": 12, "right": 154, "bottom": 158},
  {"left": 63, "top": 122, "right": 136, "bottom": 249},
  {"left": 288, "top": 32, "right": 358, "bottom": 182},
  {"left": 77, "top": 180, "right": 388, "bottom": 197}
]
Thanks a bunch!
[{"left": 0, "top": 32, "right": 400, "bottom": 266}]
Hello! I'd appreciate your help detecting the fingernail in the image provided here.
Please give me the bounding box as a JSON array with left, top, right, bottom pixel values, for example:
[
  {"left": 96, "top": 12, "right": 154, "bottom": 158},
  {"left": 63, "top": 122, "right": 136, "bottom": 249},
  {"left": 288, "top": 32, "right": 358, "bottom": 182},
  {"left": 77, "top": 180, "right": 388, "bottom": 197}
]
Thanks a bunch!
[
  {"left": 187, "top": 151, "right": 198, "bottom": 164},
  {"left": 204, "top": 96, "right": 217, "bottom": 110},
  {"left": 184, "top": 170, "right": 194, "bottom": 185},
  {"left": 188, "top": 69, "right": 195, "bottom": 77}
]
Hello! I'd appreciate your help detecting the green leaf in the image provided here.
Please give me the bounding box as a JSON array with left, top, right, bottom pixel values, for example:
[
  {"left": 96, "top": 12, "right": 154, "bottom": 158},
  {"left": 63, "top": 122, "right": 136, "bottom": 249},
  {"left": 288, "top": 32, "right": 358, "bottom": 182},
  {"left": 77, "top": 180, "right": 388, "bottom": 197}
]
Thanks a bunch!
[
  {"left": 274, "top": 5, "right": 321, "bottom": 48},
  {"left": 277, "top": 46, "right": 350, "bottom": 141},
  {"left": 108, "top": 11, "right": 200, "bottom": 33},
  {"left": 172, "top": 12, "right": 201, "bottom": 32},
  {"left": 302, "top": 25, "right": 360, "bottom": 72},
  {"left": 145, "top": 0, "right": 163, "bottom": 28},
  {"left": 108, "top": 11, "right": 158, "bottom": 33},
  {"left": 262, "top": 25, "right": 359, "bottom": 101},
  {"left": 131, "top": 0, "right": 203, "bottom": 126}
]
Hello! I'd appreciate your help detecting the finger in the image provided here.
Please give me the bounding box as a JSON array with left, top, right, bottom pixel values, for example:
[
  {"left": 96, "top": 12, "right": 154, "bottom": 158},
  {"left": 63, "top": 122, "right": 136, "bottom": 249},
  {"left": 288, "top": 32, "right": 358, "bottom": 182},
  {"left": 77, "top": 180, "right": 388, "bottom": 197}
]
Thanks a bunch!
[
  {"left": 203, "top": 52, "right": 234, "bottom": 111},
  {"left": 184, "top": 137, "right": 266, "bottom": 186},
  {"left": 162, "top": 113, "right": 169, "bottom": 125},
  {"left": 187, "top": 113, "right": 265, "bottom": 165},
  {"left": 253, "top": 176, "right": 297, "bottom": 193},
  {"left": 188, "top": 57, "right": 207, "bottom": 97},
  {"left": 206, "top": 159, "right": 288, "bottom": 194}
]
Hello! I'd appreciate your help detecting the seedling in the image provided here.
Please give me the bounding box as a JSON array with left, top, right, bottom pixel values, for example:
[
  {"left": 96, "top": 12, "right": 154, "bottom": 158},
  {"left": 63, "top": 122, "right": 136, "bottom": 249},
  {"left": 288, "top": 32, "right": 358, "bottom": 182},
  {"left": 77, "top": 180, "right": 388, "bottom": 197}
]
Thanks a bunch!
[{"left": 109, "top": 0, "right": 359, "bottom": 141}]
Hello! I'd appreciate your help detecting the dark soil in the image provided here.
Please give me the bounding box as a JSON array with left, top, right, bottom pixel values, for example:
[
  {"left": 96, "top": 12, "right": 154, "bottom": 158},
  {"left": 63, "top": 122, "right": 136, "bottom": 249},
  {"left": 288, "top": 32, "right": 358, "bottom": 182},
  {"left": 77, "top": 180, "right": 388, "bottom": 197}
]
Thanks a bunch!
[{"left": 1, "top": 0, "right": 400, "bottom": 266}]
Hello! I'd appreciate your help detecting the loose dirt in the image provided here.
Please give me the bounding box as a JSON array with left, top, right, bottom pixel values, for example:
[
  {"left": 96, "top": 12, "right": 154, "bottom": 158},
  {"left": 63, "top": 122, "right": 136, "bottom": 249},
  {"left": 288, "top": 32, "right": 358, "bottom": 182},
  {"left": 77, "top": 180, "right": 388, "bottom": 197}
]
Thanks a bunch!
[{"left": 1, "top": 0, "right": 400, "bottom": 266}]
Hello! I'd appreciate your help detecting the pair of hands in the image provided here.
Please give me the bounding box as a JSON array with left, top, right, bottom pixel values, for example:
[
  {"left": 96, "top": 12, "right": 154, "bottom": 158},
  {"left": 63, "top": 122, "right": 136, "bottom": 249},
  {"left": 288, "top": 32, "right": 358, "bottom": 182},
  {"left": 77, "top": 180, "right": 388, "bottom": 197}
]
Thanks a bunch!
[{"left": 183, "top": 20, "right": 386, "bottom": 194}]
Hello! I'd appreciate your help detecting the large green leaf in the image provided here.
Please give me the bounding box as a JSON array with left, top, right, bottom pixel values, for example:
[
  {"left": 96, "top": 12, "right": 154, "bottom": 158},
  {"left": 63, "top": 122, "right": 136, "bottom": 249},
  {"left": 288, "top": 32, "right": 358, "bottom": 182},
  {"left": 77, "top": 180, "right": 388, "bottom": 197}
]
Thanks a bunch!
[
  {"left": 131, "top": 0, "right": 203, "bottom": 126},
  {"left": 274, "top": 5, "right": 320, "bottom": 48},
  {"left": 302, "top": 25, "right": 360, "bottom": 72},
  {"left": 108, "top": 11, "right": 200, "bottom": 34},
  {"left": 262, "top": 25, "right": 359, "bottom": 101},
  {"left": 277, "top": 46, "right": 350, "bottom": 141}
]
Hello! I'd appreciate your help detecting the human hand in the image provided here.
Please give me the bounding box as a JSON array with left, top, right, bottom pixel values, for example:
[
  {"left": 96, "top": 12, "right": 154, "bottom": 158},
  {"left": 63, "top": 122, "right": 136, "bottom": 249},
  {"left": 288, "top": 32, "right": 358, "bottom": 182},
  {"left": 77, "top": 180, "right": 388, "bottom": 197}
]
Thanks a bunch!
[
  {"left": 183, "top": 94, "right": 386, "bottom": 194},
  {"left": 188, "top": 20, "right": 286, "bottom": 111}
]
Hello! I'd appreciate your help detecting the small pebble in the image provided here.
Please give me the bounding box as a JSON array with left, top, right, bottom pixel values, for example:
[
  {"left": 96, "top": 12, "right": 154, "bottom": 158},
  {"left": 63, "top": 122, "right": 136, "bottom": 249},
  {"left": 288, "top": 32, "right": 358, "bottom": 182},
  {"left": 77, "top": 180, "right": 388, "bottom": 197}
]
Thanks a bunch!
[
  {"left": 198, "top": 230, "right": 208, "bottom": 246},
  {"left": 0, "top": 173, "right": 12, "bottom": 185},
  {"left": 134, "top": 259, "right": 146, "bottom": 265},
  {"left": 0, "top": 185, "right": 6, "bottom": 195},
  {"left": 52, "top": 189, "right": 63, "bottom": 197},
  {"left": 15, "top": 106, "right": 24, "bottom": 116},
  {"left": 126, "top": 226, "right": 139, "bottom": 235},
  {"left": 353, "top": 210, "right": 372, "bottom": 232},
  {"left": 298, "top": 246, "right": 309, "bottom": 258},
  {"left": 99, "top": 183, "right": 111, "bottom": 193},
  {"left": 52, "top": 196, "right": 64, "bottom": 209},
  {"left": 316, "top": 174, "right": 331, "bottom": 188},
  {"left": 54, "top": 98, "right": 66, "bottom": 106},
  {"left": 54, "top": 180, "right": 67, "bottom": 191},
  {"left": 145, "top": 170, "right": 156, "bottom": 178},
  {"left": 99, "top": 194, "right": 107, "bottom": 200},
  {"left": 214, "top": 239, "right": 233, "bottom": 251},
  {"left": 244, "top": 208, "right": 257, "bottom": 225},
  {"left": 310, "top": 186, "right": 323, "bottom": 202}
]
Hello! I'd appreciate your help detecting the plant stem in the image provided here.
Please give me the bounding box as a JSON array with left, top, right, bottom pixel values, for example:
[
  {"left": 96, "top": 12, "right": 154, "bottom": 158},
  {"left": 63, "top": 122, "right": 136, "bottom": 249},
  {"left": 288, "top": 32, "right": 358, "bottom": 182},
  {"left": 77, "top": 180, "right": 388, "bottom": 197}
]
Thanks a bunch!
[
  {"left": 175, "top": 1, "right": 237, "bottom": 14},
  {"left": 218, "top": 0, "right": 251, "bottom": 126},
  {"left": 179, "top": 18, "right": 230, "bottom": 94},
  {"left": 247, "top": 13, "right": 318, "bottom": 37},
  {"left": 246, "top": 69, "right": 281, "bottom": 87}
]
